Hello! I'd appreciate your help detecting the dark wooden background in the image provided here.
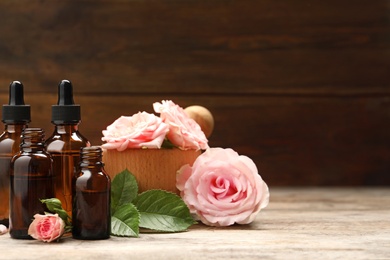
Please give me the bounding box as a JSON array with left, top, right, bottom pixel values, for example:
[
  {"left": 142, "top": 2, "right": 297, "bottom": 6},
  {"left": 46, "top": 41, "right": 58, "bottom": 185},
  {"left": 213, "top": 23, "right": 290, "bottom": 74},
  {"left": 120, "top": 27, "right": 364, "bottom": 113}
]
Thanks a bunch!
[{"left": 0, "top": 0, "right": 389, "bottom": 186}]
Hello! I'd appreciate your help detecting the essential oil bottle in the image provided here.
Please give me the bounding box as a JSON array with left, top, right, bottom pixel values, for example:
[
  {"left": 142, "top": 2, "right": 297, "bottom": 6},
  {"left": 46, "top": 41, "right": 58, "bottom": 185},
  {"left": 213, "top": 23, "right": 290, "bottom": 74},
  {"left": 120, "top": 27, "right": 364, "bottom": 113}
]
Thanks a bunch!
[
  {"left": 0, "top": 81, "right": 30, "bottom": 227},
  {"left": 9, "top": 128, "right": 54, "bottom": 239},
  {"left": 45, "top": 80, "right": 90, "bottom": 216},
  {"left": 72, "top": 146, "right": 111, "bottom": 240}
]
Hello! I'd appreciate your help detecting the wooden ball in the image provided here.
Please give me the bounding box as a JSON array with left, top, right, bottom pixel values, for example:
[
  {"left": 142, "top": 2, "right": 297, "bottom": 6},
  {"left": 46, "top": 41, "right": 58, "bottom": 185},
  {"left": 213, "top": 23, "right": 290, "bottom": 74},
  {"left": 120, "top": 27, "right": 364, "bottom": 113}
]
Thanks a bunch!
[{"left": 184, "top": 105, "right": 214, "bottom": 138}]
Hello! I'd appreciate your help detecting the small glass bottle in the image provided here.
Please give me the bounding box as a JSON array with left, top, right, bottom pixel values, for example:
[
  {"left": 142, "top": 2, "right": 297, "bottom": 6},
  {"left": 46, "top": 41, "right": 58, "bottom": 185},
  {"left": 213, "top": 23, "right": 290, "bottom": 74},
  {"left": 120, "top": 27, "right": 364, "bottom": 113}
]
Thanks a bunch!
[
  {"left": 9, "top": 128, "right": 54, "bottom": 239},
  {"left": 72, "top": 146, "right": 111, "bottom": 240},
  {"left": 45, "top": 80, "right": 90, "bottom": 216},
  {"left": 0, "top": 81, "right": 30, "bottom": 227}
]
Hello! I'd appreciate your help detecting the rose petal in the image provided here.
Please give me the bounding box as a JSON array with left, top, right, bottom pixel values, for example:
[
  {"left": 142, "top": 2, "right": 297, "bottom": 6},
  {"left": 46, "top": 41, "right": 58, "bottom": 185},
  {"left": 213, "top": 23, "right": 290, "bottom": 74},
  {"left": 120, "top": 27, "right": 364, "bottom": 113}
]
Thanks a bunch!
[
  {"left": 102, "top": 112, "right": 169, "bottom": 151},
  {"left": 177, "top": 147, "right": 270, "bottom": 227},
  {"left": 0, "top": 224, "right": 8, "bottom": 235},
  {"left": 28, "top": 213, "right": 65, "bottom": 242},
  {"left": 153, "top": 100, "right": 209, "bottom": 150}
]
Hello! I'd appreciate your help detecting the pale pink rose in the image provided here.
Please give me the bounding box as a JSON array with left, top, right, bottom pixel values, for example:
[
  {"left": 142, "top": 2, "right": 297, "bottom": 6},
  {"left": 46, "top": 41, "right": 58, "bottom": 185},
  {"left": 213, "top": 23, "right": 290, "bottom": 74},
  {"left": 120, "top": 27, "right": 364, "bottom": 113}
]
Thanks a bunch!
[
  {"left": 101, "top": 112, "right": 169, "bottom": 151},
  {"left": 28, "top": 213, "right": 65, "bottom": 242},
  {"left": 177, "top": 148, "right": 269, "bottom": 227},
  {"left": 153, "top": 100, "right": 209, "bottom": 151},
  {"left": 0, "top": 224, "right": 7, "bottom": 235}
]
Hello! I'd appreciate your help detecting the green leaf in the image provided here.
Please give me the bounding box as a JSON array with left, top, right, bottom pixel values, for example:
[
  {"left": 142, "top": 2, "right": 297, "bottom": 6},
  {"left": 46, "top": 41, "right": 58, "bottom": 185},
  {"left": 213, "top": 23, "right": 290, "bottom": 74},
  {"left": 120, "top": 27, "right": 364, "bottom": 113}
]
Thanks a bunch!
[
  {"left": 111, "top": 169, "right": 138, "bottom": 214},
  {"left": 40, "top": 198, "right": 72, "bottom": 227},
  {"left": 40, "top": 198, "right": 63, "bottom": 212},
  {"left": 55, "top": 209, "right": 70, "bottom": 223},
  {"left": 161, "top": 138, "right": 176, "bottom": 149},
  {"left": 111, "top": 203, "right": 140, "bottom": 237},
  {"left": 133, "top": 190, "right": 196, "bottom": 232}
]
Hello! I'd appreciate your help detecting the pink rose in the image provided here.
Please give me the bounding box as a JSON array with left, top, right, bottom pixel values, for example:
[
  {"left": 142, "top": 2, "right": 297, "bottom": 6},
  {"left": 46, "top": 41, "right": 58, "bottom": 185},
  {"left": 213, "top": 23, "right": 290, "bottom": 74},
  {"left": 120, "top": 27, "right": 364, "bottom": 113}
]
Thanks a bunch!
[
  {"left": 28, "top": 213, "right": 65, "bottom": 242},
  {"left": 177, "top": 148, "right": 269, "bottom": 227},
  {"left": 101, "top": 112, "right": 169, "bottom": 151},
  {"left": 153, "top": 100, "right": 209, "bottom": 151},
  {"left": 0, "top": 224, "right": 7, "bottom": 235}
]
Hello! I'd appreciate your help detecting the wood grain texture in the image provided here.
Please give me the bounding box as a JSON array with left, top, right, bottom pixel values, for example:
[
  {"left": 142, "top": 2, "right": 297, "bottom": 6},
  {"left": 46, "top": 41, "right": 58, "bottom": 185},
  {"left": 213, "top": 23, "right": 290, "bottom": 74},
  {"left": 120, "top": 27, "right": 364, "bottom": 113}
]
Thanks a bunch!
[
  {"left": 0, "top": 0, "right": 389, "bottom": 185},
  {"left": 0, "top": 188, "right": 389, "bottom": 259},
  {"left": 0, "top": 0, "right": 389, "bottom": 94},
  {"left": 1, "top": 93, "right": 389, "bottom": 186},
  {"left": 103, "top": 149, "right": 201, "bottom": 193}
]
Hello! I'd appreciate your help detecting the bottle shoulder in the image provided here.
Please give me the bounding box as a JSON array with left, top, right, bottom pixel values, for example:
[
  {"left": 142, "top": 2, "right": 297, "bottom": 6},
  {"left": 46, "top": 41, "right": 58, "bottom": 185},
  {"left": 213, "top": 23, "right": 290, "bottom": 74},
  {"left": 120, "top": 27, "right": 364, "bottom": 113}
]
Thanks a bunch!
[
  {"left": 0, "top": 131, "right": 6, "bottom": 140},
  {"left": 74, "top": 170, "right": 110, "bottom": 191},
  {"left": 0, "top": 130, "right": 23, "bottom": 141},
  {"left": 11, "top": 151, "right": 53, "bottom": 175},
  {"left": 13, "top": 150, "right": 52, "bottom": 159},
  {"left": 45, "top": 134, "right": 90, "bottom": 145},
  {"left": 0, "top": 132, "right": 22, "bottom": 154},
  {"left": 71, "top": 131, "right": 91, "bottom": 145},
  {"left": 45, "top": 132, "right": 90, "bottom": 152},
  {"left": 46, "top": 125, "right": 90, "bottom": 143}
]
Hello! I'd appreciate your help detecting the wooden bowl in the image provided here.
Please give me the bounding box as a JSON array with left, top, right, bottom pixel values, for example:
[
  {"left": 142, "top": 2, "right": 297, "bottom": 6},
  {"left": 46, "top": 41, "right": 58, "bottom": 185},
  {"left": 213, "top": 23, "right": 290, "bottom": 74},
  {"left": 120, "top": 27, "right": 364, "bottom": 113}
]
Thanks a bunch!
[{"left": 102, "top": 148, "right": 201, "bottom": 194}]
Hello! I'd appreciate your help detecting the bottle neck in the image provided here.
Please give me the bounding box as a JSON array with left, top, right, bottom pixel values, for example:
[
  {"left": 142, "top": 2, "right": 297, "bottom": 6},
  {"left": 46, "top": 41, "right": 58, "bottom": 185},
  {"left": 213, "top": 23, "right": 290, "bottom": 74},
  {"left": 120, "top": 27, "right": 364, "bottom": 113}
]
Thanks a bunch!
[
  {"left": 80, "top": 146, "right": 104, "bottom": 169},
  {"left": 4, "top": 123, "right": 27, "bottom": 134},
  {"left": 21, "top": 128, "right": 45, "bottom": 152},
  {"left": 53, "top": 124, "right": 79, "bottom": 134}
]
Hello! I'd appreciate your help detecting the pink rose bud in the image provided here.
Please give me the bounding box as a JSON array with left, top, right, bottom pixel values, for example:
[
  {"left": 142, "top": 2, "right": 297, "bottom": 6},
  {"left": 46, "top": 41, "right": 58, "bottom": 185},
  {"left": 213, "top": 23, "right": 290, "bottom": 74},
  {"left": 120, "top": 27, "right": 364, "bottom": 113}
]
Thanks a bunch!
[
  {"left": 28, "top": 213, "right": 65, "bottom": 242},
  {"left": 177, "top": 148, "right": 269, "bottom": 227},
  {"left": 0, "top": 224, "right": 7, "bottom": 235},
  {"left": 153, "top": 100, "right": 209, "bottom": 151},
  {"left": 101, "top": 112, "right": 169, "bottom": 151}
]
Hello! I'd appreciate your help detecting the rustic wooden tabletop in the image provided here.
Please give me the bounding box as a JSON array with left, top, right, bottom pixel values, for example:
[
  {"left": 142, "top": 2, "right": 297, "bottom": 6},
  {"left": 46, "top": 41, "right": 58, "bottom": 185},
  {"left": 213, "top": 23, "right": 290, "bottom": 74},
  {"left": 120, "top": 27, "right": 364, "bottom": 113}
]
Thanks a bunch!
[{"left": 0, "top": 187, "right": 389, "bottom": 260}]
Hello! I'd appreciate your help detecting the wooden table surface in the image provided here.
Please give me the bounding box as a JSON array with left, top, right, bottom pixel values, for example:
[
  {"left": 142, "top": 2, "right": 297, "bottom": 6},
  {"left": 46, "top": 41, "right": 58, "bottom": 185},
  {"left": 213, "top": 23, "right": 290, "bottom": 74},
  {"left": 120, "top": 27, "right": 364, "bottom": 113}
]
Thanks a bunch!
[{"left": 0, "top": 188, "right": 389, "bottom": 260}]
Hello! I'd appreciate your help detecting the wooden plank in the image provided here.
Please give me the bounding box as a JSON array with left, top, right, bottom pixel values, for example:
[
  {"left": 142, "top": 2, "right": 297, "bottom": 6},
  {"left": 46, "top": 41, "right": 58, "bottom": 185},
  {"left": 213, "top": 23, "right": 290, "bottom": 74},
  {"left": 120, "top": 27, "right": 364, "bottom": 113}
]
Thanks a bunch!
[
  {"left": 0, "top": 0, "right": 389, "bottom": 186},
  {"left": 0, "top": 0, "right": 388, "bottom": 94},
  {"left": 1, "top": 93, "right": 389, "bottom": 186},
  {"left": 0, "top": 188, "right": 389, "bottom": 259}
]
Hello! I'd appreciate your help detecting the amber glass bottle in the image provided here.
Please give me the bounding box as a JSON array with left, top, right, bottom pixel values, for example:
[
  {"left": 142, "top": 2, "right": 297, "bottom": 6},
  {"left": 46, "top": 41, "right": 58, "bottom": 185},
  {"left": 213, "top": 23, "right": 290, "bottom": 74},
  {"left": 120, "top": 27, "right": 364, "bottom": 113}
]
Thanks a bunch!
[
  {"left": 45, "top": 80, "right": 90, "bottom": 216},
  {"left": 0, "top": 81, "right": 30, "bottom": 227},
  {"left": 72, "top": 146, "right": 111, "bottom": 240},
  {"left": 9, "top": 128, "right": 54, "bottom": 239}
]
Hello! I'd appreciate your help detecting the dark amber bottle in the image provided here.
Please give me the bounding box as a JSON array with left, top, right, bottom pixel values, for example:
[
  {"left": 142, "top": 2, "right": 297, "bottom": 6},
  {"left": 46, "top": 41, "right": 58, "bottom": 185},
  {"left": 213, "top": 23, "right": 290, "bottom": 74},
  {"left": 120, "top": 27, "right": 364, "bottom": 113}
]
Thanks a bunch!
[
  {"left": 72, "top": 146, "right": 111, "bottom": 240},
  {"left": 0, "top": 81, "right": 30, "bottom": 227},
  {"left": 9, "top": 128, "right": 54, "bottom": 239},
  {"left": 45, "top": 80, "right": 90, "bottom": 216}
]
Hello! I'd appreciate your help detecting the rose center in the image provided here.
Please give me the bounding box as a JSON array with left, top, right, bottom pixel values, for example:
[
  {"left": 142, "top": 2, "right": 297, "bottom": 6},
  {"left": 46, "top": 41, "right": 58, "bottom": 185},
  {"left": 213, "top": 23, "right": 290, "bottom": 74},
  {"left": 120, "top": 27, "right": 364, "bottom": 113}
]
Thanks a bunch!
[
  {"left": 39, "top": 219, "right": 53, "bottom": 236},
  {"left": 211, "top": 176, "right": 238, "bottom": 200}
]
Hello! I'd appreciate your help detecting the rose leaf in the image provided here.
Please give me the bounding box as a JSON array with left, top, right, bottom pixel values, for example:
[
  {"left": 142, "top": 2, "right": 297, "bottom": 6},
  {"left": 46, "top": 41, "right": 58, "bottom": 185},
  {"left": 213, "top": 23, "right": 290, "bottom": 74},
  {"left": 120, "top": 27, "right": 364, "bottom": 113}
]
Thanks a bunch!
[
  {"left": 133, "top": 190, "right": 196, "bottom": 232},
  {"left": 161, "top": 138, "right": 175, "bottom": 149},
  {"left": 40, "top": 198, "right": 63, "bottom": 211},
  {"left": 111, "top": 169, "right": 139, "bottom": 214},
  {"left": 40, "top": 198, "right": 71, "bottom": 227},
  {"left": 111, "top": 203, "right": 140, "bottom": 237}
]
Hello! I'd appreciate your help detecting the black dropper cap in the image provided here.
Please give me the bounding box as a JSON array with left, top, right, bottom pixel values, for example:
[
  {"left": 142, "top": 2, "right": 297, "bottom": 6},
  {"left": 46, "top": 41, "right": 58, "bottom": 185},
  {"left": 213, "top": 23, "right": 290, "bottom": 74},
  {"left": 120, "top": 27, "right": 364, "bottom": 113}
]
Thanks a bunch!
[
  {"left": 51, "top": 80, "right": 81, "bottom": 124},
  {"left": 2, "top": 81, "right": 31, "bottom": 124}
]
